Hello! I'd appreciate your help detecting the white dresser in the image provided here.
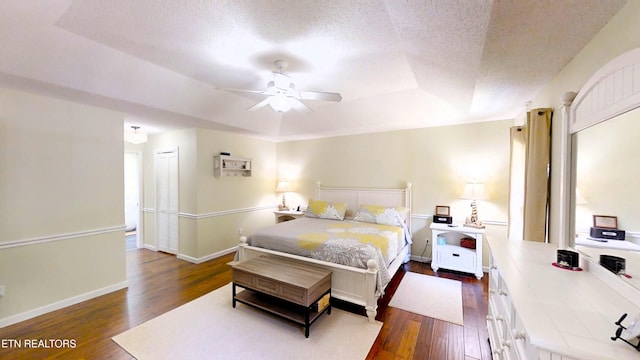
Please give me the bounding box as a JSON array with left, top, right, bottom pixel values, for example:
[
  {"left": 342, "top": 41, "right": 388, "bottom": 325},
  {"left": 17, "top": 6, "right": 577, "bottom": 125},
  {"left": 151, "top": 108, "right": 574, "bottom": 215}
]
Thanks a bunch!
[{"left": 486, "top": 237, "right": 640, "bottom": 360}]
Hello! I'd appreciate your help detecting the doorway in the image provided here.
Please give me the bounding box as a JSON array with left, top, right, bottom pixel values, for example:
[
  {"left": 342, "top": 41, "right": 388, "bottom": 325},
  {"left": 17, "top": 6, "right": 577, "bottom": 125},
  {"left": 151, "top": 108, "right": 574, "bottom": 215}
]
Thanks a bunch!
[{"left": 124, "top": 152, "right": 142, "bottom": 250}]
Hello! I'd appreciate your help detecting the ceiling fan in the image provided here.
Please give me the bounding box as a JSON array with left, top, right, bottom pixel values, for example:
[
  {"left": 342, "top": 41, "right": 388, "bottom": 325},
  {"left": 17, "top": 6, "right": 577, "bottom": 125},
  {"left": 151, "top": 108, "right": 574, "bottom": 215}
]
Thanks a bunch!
[{"left": 221, "top": 60, "right": 342, "bottom": 113}]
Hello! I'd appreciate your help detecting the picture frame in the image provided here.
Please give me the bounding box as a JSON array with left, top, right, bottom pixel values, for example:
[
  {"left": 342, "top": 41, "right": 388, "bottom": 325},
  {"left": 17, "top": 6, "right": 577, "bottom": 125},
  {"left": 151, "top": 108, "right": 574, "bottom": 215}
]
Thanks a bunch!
[
  {"left": 435, "top": 205, "right": 450, "bottom": 216},
  {"left": 593, "top": 215, "right": 618, "bottom": 229}
]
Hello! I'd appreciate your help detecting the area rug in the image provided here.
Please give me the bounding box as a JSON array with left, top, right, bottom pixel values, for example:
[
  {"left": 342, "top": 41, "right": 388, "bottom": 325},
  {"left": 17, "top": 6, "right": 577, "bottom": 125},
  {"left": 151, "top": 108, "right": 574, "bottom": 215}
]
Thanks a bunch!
[
  {"left": 388, "top": 272, "right": 463, "bottom": 325},
  {"left": 113, "top": 283, "right": 382, "bottom": 360}
]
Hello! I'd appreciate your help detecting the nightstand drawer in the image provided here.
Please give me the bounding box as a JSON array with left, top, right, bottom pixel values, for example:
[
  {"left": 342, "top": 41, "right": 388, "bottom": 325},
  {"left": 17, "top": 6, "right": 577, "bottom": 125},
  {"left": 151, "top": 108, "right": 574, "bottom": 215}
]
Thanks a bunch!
[{"left": 437, "top": 246, "right": 476, "bottom": 273}]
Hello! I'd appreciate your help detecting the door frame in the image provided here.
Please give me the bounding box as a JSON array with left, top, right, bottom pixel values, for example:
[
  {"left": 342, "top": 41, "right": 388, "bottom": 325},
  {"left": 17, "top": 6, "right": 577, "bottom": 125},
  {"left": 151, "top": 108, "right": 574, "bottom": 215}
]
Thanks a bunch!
[{"left": 124, "top": 151, "right": 143, "bottom": 249}]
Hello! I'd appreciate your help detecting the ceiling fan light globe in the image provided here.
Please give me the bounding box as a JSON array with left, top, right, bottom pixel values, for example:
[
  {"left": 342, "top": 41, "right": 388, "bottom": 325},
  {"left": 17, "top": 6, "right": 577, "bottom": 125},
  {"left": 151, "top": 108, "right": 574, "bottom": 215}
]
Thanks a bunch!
[{"left": 269, "top": 93, "right": 292, "bottom": 113}]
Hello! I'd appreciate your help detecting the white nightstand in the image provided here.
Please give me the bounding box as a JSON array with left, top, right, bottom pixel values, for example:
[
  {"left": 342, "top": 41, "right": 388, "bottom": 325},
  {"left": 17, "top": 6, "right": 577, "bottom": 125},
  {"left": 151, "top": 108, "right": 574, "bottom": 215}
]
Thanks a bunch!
[
  {"left": 274, "top": 210, "right": 305, "bottom": 223},
  {"left": 430, "top": 223, "right": 484, "bottom": 279}
]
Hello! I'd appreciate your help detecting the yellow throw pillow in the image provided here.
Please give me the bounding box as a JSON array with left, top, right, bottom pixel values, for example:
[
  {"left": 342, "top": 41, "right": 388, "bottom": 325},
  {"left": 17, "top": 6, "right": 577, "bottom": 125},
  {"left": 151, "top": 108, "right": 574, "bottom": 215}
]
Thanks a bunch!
[{"left": 305, "top": 199, "right": 348, "bottom": 220}]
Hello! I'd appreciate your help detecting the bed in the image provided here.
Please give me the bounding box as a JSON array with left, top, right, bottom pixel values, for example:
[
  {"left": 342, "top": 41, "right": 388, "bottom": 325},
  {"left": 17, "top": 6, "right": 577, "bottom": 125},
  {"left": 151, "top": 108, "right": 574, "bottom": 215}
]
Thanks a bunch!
[{"left": 237, "top": 182, "right": 412, "bottom": 322}]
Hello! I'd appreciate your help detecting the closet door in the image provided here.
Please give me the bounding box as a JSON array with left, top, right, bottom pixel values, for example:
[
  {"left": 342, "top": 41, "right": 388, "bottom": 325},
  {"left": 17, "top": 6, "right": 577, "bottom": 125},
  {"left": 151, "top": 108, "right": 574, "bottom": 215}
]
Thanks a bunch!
[{"left": 155, "top": 148, "right": 179, "bottom": 254}]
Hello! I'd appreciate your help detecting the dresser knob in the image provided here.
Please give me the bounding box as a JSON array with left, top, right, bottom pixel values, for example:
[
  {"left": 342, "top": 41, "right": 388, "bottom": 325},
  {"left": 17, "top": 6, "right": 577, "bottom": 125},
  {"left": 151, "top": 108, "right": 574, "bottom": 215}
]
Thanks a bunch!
[
  {"left": 486, "top": 315, "right": 493, "bottom": 321},
  {"left": 513, "top": 330, "right": 526, "bottom": 340},
  {"left": 500, "top": 290, "right": 508, "bottom": 296},
  {"left": 496, "top": 316, "right": 504, "bottom": 322}
]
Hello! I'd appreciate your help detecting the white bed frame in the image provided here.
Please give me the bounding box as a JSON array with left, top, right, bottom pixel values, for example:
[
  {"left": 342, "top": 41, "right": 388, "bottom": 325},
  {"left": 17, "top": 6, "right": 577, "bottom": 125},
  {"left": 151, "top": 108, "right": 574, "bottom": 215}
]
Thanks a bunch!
[{"left": 237, "top": 182, "right": 412, "bottom": 322}]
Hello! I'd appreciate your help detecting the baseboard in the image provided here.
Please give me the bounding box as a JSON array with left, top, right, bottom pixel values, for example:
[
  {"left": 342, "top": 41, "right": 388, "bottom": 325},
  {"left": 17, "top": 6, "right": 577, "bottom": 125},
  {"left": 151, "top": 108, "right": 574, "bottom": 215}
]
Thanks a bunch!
[
  {"left": 0, "top": 281, "right": 128, "bottom": 329},
  {"left": 143, "top": 243, "right": 157, "bottom": 251},
  {"left": 177, "top": 246, "right": 238, "bottom": 264},
  {"left": 410, "top": 255, "right": 432, "bottom": 263}
]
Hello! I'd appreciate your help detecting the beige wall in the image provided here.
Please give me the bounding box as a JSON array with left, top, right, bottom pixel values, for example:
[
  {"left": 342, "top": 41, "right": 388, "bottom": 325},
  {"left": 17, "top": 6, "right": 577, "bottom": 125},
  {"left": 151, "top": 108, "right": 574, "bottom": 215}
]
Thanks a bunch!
[
  {"left": 533, "top": 0, "right": 640, "bottom": 246},
  {"left": 276, "top": 119, "right": 512, "bottom": 266},
  {"left": 142, "top": 128, "right": 277, "bottom": 260},
  {"left": 0, "top": 88, "right": 126, "bottom": 324},
  {"left": 194, "top": 129, "right": 276, "bottom": 257}
]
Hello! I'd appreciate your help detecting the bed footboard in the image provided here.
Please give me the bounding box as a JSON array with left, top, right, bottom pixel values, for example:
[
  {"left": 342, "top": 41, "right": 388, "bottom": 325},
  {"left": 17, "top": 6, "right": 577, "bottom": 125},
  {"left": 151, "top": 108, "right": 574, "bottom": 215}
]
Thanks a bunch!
[{"left": 238, "top": 236, "right": 381, "bottom": 322}]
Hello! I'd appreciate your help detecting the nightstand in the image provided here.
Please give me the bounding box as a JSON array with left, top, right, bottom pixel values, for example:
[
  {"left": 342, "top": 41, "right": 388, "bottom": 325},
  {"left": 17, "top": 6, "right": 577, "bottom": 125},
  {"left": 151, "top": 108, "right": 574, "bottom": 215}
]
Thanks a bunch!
[
  {"left": 430, "top": 223, "right": 484, "bottom": 279},
  {"left": 274, "top": 210, "right": 305, "bottom": 223}
]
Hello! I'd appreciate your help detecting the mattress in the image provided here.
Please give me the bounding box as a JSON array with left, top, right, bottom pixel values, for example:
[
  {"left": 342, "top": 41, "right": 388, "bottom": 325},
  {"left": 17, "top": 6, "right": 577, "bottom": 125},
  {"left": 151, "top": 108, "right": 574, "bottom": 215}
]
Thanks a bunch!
[{"left": 247, "top": 217, "right": 410, "bottom": 294}]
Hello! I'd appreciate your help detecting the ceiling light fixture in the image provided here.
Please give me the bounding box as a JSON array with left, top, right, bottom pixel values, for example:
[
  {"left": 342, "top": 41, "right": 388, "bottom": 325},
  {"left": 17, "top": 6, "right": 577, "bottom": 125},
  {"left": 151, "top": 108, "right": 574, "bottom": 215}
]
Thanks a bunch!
[
  {"left": 124, "top": 126, "right": 148, "bottom": 144},
  {"left": 268, "top": 93, "right": 293, "bottom": 113}
]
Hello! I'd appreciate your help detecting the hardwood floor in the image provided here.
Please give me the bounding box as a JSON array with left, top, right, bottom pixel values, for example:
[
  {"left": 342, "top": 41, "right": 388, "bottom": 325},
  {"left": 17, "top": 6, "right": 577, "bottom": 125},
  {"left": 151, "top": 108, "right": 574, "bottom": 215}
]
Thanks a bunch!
[{"left": 0, "top": 249, "right": 490, "bottom": 359}]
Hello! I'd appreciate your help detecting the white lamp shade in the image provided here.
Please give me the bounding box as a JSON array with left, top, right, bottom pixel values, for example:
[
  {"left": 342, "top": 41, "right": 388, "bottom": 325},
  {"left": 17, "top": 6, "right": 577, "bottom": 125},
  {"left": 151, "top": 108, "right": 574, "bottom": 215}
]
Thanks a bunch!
[
  {"left": 276, "top": 180, "right": 290, "bottom": 192},
  {"left": 575, "top": 188, "right": 587, "bottom": 205},
  {"left": 460, "top": 183, "right": 489, "bottom": 200}
]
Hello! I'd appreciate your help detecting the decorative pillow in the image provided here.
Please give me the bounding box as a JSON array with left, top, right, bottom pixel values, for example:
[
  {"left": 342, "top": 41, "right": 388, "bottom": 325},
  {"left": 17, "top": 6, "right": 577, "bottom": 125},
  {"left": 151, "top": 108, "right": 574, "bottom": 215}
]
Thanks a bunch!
[
  {"left": 305, "top": 198, "right": 348, "bottom": 220},
  {"left": 354, "top": 205, "right": 409, "bottom": 227}
]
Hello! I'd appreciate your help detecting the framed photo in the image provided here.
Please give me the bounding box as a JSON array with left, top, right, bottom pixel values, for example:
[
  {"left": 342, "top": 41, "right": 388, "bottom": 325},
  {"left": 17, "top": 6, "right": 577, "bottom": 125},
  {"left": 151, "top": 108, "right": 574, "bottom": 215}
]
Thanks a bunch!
[
  {"left": 435, "top": 205, "right": 450, "bottom": 216},
  {"left": 593, "top": 215, "right": 618, "bottom": 229}
]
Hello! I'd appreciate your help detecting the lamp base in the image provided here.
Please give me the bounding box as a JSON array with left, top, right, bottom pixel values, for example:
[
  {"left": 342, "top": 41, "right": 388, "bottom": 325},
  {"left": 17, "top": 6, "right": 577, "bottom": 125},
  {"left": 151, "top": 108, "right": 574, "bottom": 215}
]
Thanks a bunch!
[
  {"left": 464, "top": 221, "right": 485, "bottom": 229},
  {"left": 465, "top": 199, "right": 484, "bottom": 228},
  {"left": 278, "top": 193, "right": 289, "bottom": 211}
]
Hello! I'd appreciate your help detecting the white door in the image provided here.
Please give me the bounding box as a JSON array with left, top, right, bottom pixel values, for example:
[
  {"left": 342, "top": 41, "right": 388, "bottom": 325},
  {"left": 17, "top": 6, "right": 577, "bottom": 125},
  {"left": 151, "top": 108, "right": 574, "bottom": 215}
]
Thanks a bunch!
[{"left": 156, "top": 148, "right": 179, "bottom": 254}]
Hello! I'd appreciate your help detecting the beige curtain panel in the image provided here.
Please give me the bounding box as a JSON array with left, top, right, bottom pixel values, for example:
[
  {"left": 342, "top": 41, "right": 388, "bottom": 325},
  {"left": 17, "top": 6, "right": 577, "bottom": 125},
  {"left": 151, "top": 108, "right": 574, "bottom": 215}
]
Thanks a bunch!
[{"left": 522, "top": 108, "right": 553, "bottom": 242}]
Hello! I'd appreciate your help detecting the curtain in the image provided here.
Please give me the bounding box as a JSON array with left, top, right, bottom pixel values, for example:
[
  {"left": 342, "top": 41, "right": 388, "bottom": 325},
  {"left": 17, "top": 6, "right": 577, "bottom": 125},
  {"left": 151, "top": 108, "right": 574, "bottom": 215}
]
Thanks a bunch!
[
  {"left": 522, "top": 108, "right": 553, "bottom": 242},
  {"left": 508, "top": 127, "right": 525, "bottom": 240}
]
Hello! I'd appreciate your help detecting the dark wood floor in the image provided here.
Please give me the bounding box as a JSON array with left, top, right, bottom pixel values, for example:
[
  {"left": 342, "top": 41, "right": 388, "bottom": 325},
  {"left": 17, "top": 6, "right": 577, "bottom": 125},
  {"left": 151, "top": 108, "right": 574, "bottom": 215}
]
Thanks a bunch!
[{"left": 0, "top": 249, "right": 490, "bottom": 360}]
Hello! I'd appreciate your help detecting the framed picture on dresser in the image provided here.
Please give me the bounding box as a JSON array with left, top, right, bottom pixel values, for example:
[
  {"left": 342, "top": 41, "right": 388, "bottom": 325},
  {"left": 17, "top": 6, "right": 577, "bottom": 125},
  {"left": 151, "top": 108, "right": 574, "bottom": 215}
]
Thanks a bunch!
[
  {"left": 593, "top": 215, "right": 618, "bottom": 229},
  {"left": 435, "top": 205, "right": 450, "bottom": 216}
]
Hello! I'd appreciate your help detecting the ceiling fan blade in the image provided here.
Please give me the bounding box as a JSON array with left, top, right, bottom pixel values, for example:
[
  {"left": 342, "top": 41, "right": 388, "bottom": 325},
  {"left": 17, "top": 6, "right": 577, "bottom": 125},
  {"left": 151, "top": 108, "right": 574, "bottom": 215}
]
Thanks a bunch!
[
  {"left": 290, "top": 98, "right": 312, "bottom": 113},
  {"left": 297, "top": 91, "right": 342, "bottom": 102},
  {"left": 217, "top": 87, "right": 264, "bottom": 94},
  {"left": 247, "top": 97, "right": 271, "bottom": 111}
]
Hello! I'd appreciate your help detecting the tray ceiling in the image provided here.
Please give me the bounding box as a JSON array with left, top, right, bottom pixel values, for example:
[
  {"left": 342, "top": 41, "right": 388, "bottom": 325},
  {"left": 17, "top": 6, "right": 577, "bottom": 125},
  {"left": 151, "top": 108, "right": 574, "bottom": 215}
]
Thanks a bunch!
[{"left": 0, "top": 0, "right": 627, "bottom": 140}]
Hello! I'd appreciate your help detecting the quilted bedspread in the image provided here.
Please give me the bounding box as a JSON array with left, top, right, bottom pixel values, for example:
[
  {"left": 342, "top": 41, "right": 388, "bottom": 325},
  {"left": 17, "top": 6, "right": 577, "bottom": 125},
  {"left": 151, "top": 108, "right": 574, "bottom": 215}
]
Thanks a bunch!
[{"left": 247, "top": 217, "right": 409, "bottom": 295}]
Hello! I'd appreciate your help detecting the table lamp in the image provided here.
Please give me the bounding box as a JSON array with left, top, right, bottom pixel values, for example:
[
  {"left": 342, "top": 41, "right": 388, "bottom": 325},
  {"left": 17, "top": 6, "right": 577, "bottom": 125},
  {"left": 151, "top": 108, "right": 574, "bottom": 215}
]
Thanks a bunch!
[
  {"left": 461, "top": 182, "right": 489, "bottom": 228},
  {"left": 276, "top": 180, "right": 290, "bottom": 210}
]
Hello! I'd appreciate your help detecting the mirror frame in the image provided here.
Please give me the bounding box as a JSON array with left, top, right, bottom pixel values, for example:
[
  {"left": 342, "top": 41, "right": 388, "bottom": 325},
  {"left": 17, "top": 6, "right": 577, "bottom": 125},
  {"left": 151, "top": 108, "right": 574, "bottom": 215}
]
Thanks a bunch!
[{"left": 561, "top": 47, "right": 640, "bottom": 306}]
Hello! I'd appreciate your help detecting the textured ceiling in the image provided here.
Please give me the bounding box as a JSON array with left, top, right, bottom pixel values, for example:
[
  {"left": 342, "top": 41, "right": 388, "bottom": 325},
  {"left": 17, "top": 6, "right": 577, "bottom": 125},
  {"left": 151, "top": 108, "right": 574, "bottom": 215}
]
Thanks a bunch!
[{"left": 0, "top": 0, "right": 627, "bottom": 141}]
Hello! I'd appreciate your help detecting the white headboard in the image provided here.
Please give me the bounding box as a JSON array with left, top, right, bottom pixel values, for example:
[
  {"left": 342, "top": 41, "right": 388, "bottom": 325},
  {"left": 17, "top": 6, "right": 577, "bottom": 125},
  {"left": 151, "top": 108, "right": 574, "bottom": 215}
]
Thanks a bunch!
[{"left": 315, "top": 182, "right": 412, "bottom": 231}]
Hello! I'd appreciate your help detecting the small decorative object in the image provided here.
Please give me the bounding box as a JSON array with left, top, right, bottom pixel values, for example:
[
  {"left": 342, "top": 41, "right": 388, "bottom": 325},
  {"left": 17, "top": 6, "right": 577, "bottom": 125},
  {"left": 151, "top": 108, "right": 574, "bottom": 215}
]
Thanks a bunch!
[
  {"left": 593, "top": 215, "right": 618, "bottom": 229},
  {"left": 433, "top": 215, "right": 453, "bottom": 224},
  {"left": 600, "top": 254, "right": 626, "bottom": 275},
  {"left": 460, "top": 182, "right": 488, "bottom": 228},
  {"left": 460, "top": 237, "right": 476, "bottom": 249},
  {"left": 553, "top": 249, "right": 581, "bottom": 270},
  {"left": 610, "top": 313, "right": 640, "bottom": 351},
  {"left": 435, "top": 205, "right": 450, "bottom": 216},
  {"left": 590, "top": 227, "right": 626, "bottom": 240},
  {"left": 437, "top": 234, "right": 446, "bottom": 245}
]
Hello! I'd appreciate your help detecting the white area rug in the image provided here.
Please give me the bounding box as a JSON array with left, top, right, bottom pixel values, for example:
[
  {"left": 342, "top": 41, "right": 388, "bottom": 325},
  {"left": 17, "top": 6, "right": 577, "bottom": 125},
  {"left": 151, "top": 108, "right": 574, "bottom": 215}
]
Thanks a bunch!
[
  {"left": 389, "top": 272, "right": 463, "bottom": 325},
  {"left": 113, "top": 283, "right": 382, "bottom": 360}
]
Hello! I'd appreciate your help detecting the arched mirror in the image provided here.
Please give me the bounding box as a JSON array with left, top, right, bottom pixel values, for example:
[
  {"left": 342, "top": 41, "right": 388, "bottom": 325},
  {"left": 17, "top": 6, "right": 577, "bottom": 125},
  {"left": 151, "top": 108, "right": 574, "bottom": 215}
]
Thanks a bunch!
[{"left": 567, "top": 47, "right": 640, "bottom": 299}]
